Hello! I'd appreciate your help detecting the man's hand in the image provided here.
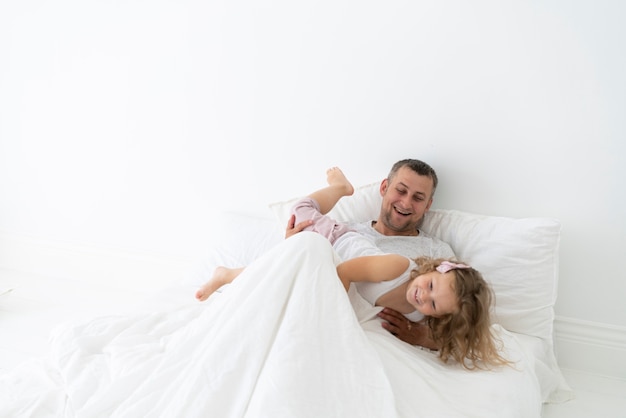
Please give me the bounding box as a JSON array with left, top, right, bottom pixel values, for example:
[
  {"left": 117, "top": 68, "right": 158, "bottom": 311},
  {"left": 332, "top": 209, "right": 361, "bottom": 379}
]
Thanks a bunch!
[
  {"left": 377, "top": 307, "right": 438, "bottom": 350},
  {"left": 285, "top": 214, "right": 313, "bottom": 239}
]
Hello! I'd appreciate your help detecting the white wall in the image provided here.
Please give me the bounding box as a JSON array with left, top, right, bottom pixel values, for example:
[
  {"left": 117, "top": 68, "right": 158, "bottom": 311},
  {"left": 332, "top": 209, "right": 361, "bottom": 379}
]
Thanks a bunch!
[{"left": 1, "top": 1, "right": 624, "bottom": 328}]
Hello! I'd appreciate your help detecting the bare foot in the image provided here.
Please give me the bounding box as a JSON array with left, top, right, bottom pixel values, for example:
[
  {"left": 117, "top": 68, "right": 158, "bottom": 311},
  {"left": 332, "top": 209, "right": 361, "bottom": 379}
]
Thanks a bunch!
[
  {"left": 326, "top": 167, "right": 354, "bottom": 197},
  {"left": 195, "top": 266, "right": 243, "bottom": 301}
]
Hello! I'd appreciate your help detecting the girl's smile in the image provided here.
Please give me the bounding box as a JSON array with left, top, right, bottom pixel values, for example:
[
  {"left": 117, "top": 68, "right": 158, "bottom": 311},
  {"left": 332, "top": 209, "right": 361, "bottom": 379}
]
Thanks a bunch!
[{"left": 406, "top": 270, "right": 459, "bottom": 317}]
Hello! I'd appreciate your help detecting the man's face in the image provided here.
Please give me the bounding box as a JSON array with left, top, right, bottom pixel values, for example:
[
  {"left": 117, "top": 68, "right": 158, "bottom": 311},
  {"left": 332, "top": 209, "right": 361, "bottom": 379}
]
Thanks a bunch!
[{"left": 377, "top": 166, "right": 434, "bottom": 236}]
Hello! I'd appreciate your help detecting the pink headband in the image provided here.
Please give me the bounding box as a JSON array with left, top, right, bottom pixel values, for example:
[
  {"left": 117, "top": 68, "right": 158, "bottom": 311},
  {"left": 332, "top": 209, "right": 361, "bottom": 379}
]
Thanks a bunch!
[{"left": 436, "top": 261, "right": 471, "bottom": 274}]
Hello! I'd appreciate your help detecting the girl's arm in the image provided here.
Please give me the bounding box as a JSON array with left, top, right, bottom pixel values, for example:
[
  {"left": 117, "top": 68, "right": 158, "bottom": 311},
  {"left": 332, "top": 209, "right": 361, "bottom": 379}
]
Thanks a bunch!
[{"left": 336, "top": 254, "right": 410, "bottom": 291}]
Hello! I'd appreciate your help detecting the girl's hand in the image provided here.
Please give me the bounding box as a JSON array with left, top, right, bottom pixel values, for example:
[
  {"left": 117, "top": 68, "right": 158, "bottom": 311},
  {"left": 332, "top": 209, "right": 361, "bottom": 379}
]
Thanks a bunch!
[{"left": 285, "top": 214, "right": 313, "bottom": 239}]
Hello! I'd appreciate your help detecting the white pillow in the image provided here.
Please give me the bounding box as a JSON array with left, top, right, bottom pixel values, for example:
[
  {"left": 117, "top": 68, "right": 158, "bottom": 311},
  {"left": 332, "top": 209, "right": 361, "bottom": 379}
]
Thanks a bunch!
[
  {"left": 420, "top": 209, "right": 572, "bottom": 403},
  {"left": 268, "top": 183, "right": 572, "bottom": 403}
]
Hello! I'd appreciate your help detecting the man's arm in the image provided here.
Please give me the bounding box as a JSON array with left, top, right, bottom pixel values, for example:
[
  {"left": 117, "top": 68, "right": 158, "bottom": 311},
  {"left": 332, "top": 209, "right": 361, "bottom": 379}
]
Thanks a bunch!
[{"left": 377, "top": 307, "right": 439, "bottom": 350}]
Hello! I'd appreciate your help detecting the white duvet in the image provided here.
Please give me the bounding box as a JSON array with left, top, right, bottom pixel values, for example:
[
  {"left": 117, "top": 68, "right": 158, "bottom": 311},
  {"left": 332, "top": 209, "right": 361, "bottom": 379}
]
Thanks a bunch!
[{"left": 0, "top": 232, "right": 542, "bottom": 417}]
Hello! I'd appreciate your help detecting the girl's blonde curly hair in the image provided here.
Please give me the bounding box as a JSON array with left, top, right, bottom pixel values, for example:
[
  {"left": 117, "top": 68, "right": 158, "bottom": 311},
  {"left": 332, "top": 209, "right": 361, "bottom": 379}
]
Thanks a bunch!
[{"left": 411, "top": 256, "right": 511, "bottom": 370}]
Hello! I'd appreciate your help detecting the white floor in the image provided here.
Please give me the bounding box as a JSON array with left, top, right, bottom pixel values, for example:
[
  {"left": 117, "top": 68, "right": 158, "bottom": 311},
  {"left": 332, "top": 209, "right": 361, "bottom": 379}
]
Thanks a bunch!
[{"left": 1, "top": 267, "right": 625, "bottom": 418}]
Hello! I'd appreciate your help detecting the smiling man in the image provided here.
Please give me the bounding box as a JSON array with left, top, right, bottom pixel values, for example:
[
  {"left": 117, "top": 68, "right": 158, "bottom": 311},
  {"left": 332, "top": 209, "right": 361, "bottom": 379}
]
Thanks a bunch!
[
  {"left": 373, "top": 159, "right": 438, "bottom": 237},
  {"left": 287, "top": 159, "right": 456, "bottom": 348}
]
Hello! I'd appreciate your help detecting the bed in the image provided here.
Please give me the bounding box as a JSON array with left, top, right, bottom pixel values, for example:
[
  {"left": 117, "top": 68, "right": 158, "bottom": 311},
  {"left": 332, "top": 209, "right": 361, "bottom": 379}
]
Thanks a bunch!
[{"left": 0, "top": 183, "right": 573, "bottom": 417}]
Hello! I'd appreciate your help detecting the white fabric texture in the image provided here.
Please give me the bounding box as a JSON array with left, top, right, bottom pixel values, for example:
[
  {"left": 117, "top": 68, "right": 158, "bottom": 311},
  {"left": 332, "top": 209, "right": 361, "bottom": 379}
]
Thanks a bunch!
[
  {"left": 0, "top": 233, "right": 542, "bottom": 417},
  {"left": 0, "top": 181, "right": 573, "bottom": 415}
]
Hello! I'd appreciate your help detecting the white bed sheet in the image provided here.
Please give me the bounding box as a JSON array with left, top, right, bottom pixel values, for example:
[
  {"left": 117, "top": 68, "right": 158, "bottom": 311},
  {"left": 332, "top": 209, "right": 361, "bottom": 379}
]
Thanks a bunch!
[{"left": 0, "top": 232, "right": 541, "bottom": 417}]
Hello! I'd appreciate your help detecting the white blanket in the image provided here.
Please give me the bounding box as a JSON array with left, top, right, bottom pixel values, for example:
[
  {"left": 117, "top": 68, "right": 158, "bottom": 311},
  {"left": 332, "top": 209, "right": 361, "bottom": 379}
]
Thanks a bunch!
[{"left": 0, "top": 233, "right": 541, "bottom": 417}]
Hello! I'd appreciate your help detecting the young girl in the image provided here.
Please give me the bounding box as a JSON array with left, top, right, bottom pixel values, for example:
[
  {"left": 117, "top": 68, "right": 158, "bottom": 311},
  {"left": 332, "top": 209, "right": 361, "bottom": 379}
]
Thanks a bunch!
[{"left": 196, "top": 167, "right": 508, "bottom": 369}]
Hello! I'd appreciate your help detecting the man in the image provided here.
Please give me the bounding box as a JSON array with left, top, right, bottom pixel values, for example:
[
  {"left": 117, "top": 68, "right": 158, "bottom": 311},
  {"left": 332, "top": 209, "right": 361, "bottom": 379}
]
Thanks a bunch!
[{"left": 287, "top": 159, "right": 455, "bottom": 348}]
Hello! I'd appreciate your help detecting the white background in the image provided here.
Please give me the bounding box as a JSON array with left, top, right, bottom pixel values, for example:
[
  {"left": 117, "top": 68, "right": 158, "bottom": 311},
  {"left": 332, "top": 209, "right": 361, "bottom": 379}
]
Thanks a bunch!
[{"left": 1, "top": 0, "right": 624, "bottom": 327}]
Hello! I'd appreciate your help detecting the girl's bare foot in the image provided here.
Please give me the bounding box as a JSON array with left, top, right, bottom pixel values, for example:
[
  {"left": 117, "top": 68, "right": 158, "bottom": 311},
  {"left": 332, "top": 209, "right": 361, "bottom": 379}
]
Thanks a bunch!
[
  {"left": 195, "top": 266, "right": 243, "bottom": 301},
  {"left": 326, "top": 167, "right": 354, "bottom": 197}
]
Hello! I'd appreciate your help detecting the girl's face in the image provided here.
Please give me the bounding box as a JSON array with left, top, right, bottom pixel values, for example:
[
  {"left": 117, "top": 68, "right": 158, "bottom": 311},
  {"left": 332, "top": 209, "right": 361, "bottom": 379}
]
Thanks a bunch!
[{"left": 405, "top": 270, "right": 459, "bottom": 317}]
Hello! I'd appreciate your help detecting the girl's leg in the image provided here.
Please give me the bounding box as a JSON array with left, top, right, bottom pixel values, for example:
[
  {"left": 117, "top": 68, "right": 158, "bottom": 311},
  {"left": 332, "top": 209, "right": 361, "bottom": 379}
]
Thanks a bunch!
[{"left": 307, "top": 167, "right": 354, "bottom": 214}]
